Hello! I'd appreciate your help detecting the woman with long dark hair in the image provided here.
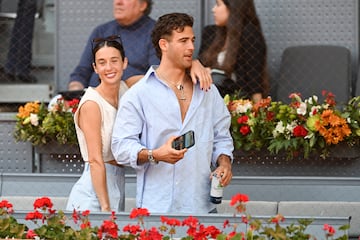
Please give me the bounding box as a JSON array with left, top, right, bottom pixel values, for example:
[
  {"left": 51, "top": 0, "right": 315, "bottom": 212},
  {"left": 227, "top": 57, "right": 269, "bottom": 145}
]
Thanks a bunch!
[
  {"left": 199, "top": 0, "right": 269, "bottom": 102},
  {"left": 66, "top": 35, "right": 128, "bottom": 212}
]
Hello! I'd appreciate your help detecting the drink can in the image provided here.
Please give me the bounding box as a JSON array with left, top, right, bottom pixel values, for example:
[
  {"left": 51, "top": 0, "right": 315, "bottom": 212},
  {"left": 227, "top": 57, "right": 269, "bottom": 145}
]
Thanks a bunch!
[{"left": 210, "top": 173, "right": 223, "bottom": 204}]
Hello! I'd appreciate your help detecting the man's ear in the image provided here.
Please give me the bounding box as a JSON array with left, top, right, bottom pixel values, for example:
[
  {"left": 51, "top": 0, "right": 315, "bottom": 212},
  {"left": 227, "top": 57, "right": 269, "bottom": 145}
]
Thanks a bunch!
[
  {"left": 139, "top": 0, "right": 147, "bottom": 12},
  {"left": 159, "top": 38, "right": 168, "bottom": 52}
]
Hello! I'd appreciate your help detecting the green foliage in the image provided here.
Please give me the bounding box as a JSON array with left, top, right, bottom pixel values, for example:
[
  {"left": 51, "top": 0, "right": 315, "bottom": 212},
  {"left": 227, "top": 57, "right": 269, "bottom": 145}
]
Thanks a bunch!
[
  {"left": 226, "top": 92, "right": 360, "bottom": 159},
  {"left": 0, "top": 215, "right": 27, "bottom": 238},
  {"left": 14, "top": 97, "right": 79, "bottom": 146},
  {"left": 0, "top": 192, "right": 353, "bottom": 239}
]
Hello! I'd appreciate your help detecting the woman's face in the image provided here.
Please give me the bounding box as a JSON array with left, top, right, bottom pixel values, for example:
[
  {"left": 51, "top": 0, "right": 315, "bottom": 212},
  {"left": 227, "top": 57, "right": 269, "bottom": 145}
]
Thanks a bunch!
[
  {"left": 93, "top": 46, "right": 128, "bottom": 85},
  {"left": 212, "top": 0, "right": 230, "bottom": 27}
]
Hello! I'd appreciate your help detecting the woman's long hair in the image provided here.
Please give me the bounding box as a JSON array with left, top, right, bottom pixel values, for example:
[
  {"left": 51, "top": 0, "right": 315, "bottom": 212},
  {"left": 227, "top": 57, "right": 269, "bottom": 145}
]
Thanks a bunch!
[{"left": 200, "top": 0, "right": 269, "bottom": 95}]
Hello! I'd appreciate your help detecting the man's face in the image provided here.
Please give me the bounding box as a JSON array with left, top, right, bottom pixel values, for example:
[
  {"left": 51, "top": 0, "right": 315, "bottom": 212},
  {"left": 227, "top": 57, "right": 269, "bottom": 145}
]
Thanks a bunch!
[
  {"left": 113, "top": 0, "right": 147, "bottom": 26},
  {"left": 164, "top": 26, "right": 195, "bottom": 69}
]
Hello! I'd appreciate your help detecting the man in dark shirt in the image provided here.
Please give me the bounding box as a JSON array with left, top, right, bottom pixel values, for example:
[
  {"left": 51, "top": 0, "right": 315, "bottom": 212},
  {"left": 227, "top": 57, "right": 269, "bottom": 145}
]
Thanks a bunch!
[
  {"left": 68, "top": 0, "right": 157, "bottom": 90},
  {"left": 68, "top": 0, "right": 212, "bottom": 91}
]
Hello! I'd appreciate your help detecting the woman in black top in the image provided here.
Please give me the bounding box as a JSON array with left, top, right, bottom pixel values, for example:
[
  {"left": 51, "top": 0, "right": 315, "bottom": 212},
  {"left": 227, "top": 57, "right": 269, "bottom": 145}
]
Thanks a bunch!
[{"left": 198, "top": 0, "right": 269, "bottom": 102}]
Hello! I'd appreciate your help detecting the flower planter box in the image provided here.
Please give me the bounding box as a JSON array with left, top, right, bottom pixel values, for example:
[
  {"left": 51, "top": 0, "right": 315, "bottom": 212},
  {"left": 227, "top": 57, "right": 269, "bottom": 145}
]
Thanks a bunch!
[
  {"left": 227, "top": 94, "right": 360, "bottom": 178},
  {"left": 232, "top": 144, "right": 360, "bottom": 177},
  {"left": 34, "top": 142, "right": 84, "bottom": 174}
]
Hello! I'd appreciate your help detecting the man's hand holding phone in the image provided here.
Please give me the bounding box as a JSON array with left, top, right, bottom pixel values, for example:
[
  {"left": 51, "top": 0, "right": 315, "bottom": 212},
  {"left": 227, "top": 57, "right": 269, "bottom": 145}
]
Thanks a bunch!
[
  {"left": 171, "top": 130, "right": 195, "bottom": 150},
  {"left": 148, "top": 131, "right": 195, "bottom": 165},
  {"left": 149, "top": 136, "right": 187, "bottom": 165}
]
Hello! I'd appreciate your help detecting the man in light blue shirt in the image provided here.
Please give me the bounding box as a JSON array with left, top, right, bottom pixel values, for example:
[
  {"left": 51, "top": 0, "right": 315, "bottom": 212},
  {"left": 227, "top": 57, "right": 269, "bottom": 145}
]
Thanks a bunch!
[{"left": 111, "top": 13, "right": 233, "bottom": 214}]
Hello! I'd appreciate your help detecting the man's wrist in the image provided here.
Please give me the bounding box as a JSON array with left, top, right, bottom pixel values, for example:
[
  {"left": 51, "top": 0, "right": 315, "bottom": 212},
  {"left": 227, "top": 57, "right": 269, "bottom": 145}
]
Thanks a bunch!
[
  {"left": 148, "top": 149, "right": 158, "bottom": 164},
  {"left": 216, "top": 154, "right": 231, "bottom": 167}
]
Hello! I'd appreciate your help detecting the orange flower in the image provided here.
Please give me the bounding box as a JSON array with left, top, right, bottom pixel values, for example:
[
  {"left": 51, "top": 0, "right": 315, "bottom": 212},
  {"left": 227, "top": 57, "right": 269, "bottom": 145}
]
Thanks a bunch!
[
  {"left": 253, "top": 96, "right": 271, "bottom": 113},
  {"left": 315, "top": 110, "right": 351, "bottom": 145},
  {"left": 17, "top": 101, "right": 40, "bottom": 118},
  {"left": 271, "top": 214, "right": 285, "bottom": 224}
]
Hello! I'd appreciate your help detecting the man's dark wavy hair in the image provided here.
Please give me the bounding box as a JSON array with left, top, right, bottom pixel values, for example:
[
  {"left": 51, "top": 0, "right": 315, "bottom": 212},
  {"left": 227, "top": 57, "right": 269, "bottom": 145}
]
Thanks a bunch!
[{"left": 151, "top": 12, "right": 194, "bottom": 59}]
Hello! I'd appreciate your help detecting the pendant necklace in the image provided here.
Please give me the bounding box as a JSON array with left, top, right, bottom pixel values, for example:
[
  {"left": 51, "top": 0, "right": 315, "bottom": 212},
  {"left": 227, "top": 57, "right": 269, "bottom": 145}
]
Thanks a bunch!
[
  {"left": 176, "top": 84, "right": 186, "bottom": 100},
  {"left": 157, "top": 71, "right": 186, "bottom": 101}
]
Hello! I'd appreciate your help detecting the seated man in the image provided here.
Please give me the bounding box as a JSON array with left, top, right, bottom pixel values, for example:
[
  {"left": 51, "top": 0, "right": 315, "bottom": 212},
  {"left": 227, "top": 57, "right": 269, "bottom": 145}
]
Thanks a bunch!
[{"left": 68, "top": 0, "right": 211, "bottom": 90}]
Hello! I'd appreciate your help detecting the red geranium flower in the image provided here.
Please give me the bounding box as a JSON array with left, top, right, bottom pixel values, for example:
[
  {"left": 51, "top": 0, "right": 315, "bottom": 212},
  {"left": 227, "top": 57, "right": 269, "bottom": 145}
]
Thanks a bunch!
[
  {"left": 33, "top": 196, "right": 53, "bottom": 210},
  {"left": 0, "top": 199, "right": 13, "bottom": 209},
  {"left": 240, "top": 125, "right": 251, "bottom": 135},
  {"left": 271, "top": 214, "right": 285, "bottom": 224},
  {"left": 129, "top": 208, "right": 150, "bottom": 219},
  {"left": 160, "top": 216, "right": 181, "bottom": 227},
  {"left": 82, "top": 210, "right": 90, "bottom": 216},
  {"left": 123, "top": 224, "right": 142, "bottom": 234},
  {"left": 25, "top": 210, "right": 43, "bottom": 221},
  {"left": 26, "top": 229, "right": 38, "bottom": 239},
  {"left": 182, "top": 216, "right": 199, "bottom": 228},
  {"left": 230, "top": 193, "right": 249, "bottom": 206},
  {"left": 139, "top": 227, "right": 163, "bottom": 240},
  {"left": 323, "top": 224, "right": 336, "bottom": 236},
  {"left": 98, "top": 219, "right": 118, "bottom": 239},
  {"left": 80, "top": 221, "right": 91, "bottom": 229},
  {"left": 237, "top": 115, "right": 249, "bottom": 124}
]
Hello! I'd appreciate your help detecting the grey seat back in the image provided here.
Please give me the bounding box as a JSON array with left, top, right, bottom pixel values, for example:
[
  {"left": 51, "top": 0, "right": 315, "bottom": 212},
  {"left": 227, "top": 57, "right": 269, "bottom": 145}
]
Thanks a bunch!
[{"left": 276, "top": 45, "right": 352, "bottom": 104}]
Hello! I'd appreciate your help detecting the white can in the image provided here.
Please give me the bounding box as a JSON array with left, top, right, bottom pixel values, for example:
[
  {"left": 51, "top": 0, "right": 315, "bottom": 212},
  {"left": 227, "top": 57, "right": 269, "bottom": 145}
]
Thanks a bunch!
[{"left": 210, "top": 173, "right": 223, "bottom": 204}]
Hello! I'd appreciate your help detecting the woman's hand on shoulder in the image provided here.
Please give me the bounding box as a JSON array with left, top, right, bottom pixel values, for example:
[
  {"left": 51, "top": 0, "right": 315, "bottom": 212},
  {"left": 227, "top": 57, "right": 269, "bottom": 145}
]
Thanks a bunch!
[{"left": 190, "top": 59, "right": 212, "bottom": 91}]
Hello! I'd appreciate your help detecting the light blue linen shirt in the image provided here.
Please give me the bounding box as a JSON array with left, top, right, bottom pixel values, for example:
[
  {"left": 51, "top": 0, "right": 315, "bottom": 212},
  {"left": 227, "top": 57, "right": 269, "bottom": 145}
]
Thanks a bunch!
[{"left": 111, "top": 66, "right": 234, "bottom": 214}]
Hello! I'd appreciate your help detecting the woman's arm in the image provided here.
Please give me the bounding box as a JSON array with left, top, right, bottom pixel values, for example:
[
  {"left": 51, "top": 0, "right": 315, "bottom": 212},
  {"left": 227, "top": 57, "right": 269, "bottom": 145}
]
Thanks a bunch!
[{"left": 78, "top": 101, "right": 111, "bottom": 212}]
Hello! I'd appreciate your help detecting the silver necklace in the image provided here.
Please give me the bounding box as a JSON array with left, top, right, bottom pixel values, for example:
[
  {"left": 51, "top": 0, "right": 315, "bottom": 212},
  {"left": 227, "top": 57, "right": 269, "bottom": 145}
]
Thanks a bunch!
[
  {"left": 157, "top": 71, "right": 186, "bottom": 101},
  {"left": 176, "top": 84, "right": 186, "bottom": 100}
]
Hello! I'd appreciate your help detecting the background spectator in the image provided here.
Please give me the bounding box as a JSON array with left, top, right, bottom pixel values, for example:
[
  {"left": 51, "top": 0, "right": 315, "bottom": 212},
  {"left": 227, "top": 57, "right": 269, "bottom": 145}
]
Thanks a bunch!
[
  {"left": 198, "top": 0, "right": 269, "bottom": 102},
  {"left": 68, "top": 0, "right": 157, "bottom": 90},
  {"left": 68, "top": 0, "right": 212, "bottom": 91},
  {"left": 1, "top": 0, "right": 37, "bottom": 83}
]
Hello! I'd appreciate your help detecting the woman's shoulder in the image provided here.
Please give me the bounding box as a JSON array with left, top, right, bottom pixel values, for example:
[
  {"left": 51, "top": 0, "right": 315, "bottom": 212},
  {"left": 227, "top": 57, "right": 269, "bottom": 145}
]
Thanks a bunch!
[{"left": 79, "top": 88, "right": 102, "bottom": 105}]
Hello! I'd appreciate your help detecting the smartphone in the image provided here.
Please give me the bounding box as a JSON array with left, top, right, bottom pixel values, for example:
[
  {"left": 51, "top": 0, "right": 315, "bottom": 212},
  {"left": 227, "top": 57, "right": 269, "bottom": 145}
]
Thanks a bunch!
[{"left": 172, "top": 130, "right": 195, "bottom": 150}]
